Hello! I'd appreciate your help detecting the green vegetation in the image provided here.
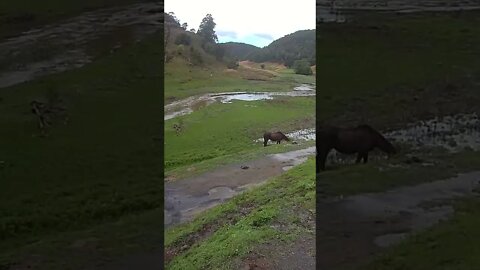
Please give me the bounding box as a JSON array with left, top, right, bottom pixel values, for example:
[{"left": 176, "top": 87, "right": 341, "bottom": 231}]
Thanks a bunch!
[
  {"left": 165, "top": 97, "right": 315, "bottom": 172},
  {"left": 317, "top": 10, "right": 480, "bottom": 269},
  {"left": 220, "top": 42, "right": 261, "bottom": 60},
  {"left": 0, "top": 32, "right": 162, "bottom": 267},
  {"left": 317, "top": 11, "right": 480, "bottom": 130},
  {"left": 364, "top": 196, "right": 480, "bottom": 270},
  {"left": 165, "top": 158, "right": 315, "bottom": 270},
  {"left": 175, "top": 33, "right": 192, "bottom": 46},
  {"left": 165, "top": 58, "right": 314, "bottom": 101},
  {"left": 293, "top": 59, "right": 313, "bottom": 75},
  {"left": 197, "top": 14, "right": 218, "bottom": 44},
  {"left": 248, "top": 30, "right": 315, "bottom": 67},
  {"left": 320, "top": 147, "right": 480, "bottom": 196}
]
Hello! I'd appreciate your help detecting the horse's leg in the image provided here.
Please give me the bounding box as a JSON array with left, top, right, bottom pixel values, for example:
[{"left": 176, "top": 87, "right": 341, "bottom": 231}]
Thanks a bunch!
[
  {"left": 318, "top": 146, "right": 331, "bottom": 171},
  {"left": 363, "top": 152, "right": 369, "bottom": 163},
  {"left": 356, "top": 153, "right": 362, "bottom": 164}
]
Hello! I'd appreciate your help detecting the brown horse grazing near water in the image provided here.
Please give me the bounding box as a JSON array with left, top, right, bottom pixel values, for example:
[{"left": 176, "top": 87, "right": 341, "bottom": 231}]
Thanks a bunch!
[
  {"left": 316, "top": 125, "right": 396, "bottom": 172},
  {"left": 264, "top": 131, "right": 290, "bottom": 147}
]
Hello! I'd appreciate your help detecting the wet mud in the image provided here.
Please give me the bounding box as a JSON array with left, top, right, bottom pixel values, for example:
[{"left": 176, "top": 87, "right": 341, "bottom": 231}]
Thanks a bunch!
[
  {"left": 164, "top": 84, "right": 316, "bottom": 120},
  {"left": 165, "top": 147, "right": 316, "bottom": 228},
  {"left": 318, "top": 171, "right": 480, "bottom": 269},
  {"left": 0, "top": 2, "right": 162, "bottom": 88}
]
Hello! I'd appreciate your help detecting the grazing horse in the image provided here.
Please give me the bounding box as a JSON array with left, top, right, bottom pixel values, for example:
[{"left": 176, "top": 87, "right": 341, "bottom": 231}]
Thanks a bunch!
[
  {"left": 263, "top": 131, "right": 290, "bottom": 147},
  {"left": 316, "top": 125, "right": 396, "bottom": 171}
]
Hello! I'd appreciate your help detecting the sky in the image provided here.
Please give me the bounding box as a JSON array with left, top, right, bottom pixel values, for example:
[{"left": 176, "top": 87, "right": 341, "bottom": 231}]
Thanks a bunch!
[{"left": 165, "top": 0, "right": 315, "bottom": 48}]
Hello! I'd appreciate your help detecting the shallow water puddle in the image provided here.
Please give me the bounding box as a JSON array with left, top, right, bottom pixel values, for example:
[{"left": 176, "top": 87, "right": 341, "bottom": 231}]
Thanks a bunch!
[
  {"left": 326, "top": 113, "right": 480, "bottom": 165},
  {"left": 164, "top": 146, "right": 316, "bottom": 227},
  {"left": 386, "top": 113, "right": 480, "bottom": 152},
  {"left": 318, "top": 171, "right": 480, "bottom": 268},
  {"left": 164, "top": 84, "right": 316, "bottom": 120},
  {"left": 342, "top": 171, "right": 480, "bottom": 247},
  {"left": 254, "top": 128, "right": 316, "bottom": 144},
  {"left": 214, "top": 93, "right": 274, "bottom": 103}
]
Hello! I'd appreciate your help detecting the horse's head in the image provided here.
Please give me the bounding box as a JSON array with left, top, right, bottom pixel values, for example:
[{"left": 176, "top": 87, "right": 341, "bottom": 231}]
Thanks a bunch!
[{"left": 379, "top": 137, "right": 397, "bottom": 156}]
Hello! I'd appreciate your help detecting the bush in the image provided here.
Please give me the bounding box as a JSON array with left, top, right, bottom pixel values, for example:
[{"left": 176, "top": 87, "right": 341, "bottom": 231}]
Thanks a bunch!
[
  {"left": 260, "top": 64, "right": 265, "bottom": 69},
  {"left": 293, "top": 59, "right": 313, "bottom": 75},
  {"left": 190, "top": 47, "right": 203, "bottom": 66},
  {"left": 174, "top": 33, "right": 191, "bottom": 46},
  {"left": 176, "top": 45, "right": 185, "bottom": 56},
  {"left": 226, "top": 59, "right": 239, "bottom": 69}
]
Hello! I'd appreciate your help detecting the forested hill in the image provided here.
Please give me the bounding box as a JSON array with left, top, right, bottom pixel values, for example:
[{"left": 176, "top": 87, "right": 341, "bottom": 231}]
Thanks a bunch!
[
  {"left": 219, "top": 42, "right": 261, "bottom": 60},
  {"left": 246, "top": 29, "right": 315, "bottom": 67}
]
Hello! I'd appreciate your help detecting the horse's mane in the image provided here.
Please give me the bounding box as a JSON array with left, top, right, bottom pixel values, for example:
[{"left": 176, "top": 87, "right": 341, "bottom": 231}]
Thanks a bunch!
[{"left": 357, "top": 124, "right": 381, "bottom": 136}]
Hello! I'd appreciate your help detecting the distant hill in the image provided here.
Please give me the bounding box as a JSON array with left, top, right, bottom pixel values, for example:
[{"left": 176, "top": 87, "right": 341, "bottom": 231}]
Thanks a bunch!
[
  {"left": 246, "top": 30, "right": 315, "bottom": 67},
  {"left": 219, "top": 42, "right": 261, "bottom": 60},
  {"left": 165, "top": 13, "right": 314, "bottom": 70}
]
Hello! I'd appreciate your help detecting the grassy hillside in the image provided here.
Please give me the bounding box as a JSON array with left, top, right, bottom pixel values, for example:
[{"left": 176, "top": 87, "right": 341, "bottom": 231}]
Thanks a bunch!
[
  {"left": 248, "top": 29, "right": 316, "bottom": 67},
  {"left": 219, "top": 42, "right": 261, "bottom": 60}
]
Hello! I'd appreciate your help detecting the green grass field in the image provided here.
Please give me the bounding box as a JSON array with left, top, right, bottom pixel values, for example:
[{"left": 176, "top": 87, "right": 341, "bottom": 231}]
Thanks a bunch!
[
  {"left": 165, "top": 59, "right": 314, "bottom": 102},
  {"left": 165, "top": 158, "right": 315, "bottom": 270},
  {"left": 0, "top": 32, "right": 162, "bottom": 268},
  {"left": 317, "top": 11, "right": 480, "bottom": 129},
  {"left": 318, "top": 10, "right": 480, "bottom": 269},
  {"left": 165, "top": 97, "right": 315, "bottom": 172}
]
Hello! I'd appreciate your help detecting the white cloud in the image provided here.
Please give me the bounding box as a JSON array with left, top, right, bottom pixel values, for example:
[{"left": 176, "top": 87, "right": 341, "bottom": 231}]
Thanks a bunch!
[{"left": 165, "top": 0, "right": 315, "bottom": 47}]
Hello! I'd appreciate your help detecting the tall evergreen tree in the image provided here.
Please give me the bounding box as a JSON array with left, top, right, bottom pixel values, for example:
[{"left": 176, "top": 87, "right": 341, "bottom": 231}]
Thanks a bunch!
[{"left": 197, "top": 14, "right": 218, "bottom": 44}]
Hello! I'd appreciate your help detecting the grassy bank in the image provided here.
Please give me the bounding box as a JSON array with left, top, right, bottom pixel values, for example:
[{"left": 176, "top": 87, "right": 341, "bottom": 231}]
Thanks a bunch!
[
  {"left": 0, "top": 32, "right": 162, "bottom": 266},
  {"left": 165, "top": 158, "right": 315, "bottom": 270},
  {"left": 364, "top": 196, "right": 480, "bottom": 270},
  {"left": 165, "top": 59, "right": 315, "bottom": 102},
  {"left": 319, "top": 147, "right": 480, "bottom": 196}
]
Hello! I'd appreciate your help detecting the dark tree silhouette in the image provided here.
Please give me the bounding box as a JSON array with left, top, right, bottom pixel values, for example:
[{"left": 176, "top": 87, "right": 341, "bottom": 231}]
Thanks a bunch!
[{"left": 197, "top": 14, "right": 218, "bottom": 44}]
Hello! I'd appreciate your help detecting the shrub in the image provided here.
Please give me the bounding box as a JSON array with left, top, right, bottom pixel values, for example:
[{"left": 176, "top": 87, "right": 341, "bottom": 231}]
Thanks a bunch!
[
  {"left": 190, "top": 48, "right": 203, "bottom": 66},
  {"left": 174, "top": 33, "right": 191, "bottom": 46},
  {"left": 226, "top": 59, "right": 239, "bottom": 69},
  {"left": 293, "top": 59, "right": 313, "bottom": 75}
]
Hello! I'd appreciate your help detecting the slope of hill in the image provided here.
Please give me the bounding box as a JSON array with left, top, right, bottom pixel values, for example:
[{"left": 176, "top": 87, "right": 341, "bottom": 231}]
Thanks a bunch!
[
  {"left": 247, "top": 29, "right": 315, "bottom": 67},
  {"left": 219, "top": 42, "right": 261, "bottom": 60}
]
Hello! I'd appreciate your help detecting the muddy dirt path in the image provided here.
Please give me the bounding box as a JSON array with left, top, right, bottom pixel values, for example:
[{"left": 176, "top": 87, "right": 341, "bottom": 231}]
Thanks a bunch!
[
  {"left": 317, "top": 171, "right": 480, "bottom": 269},
  {"left": 165, "top": 147, "right": 316, "bottom": 228},
  {"left": 0, "top": 2, "right": 162, "bottom": 89}
]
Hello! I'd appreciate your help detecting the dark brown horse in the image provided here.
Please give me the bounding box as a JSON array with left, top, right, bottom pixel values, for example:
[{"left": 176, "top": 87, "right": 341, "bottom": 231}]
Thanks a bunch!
[
  {"left": 264, "top": 131, "right": 290, "bottom": 147},
  {"left": 316, "top": 125, "right": 396, "bottom": 171}
]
